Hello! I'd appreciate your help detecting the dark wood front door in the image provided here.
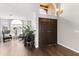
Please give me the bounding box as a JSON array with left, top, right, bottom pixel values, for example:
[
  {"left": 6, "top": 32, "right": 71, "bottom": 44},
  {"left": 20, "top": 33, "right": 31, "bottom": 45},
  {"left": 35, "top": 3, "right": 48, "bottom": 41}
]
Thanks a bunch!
[{"left": 39, "top": 18, "right": 57, "bottom": 47}]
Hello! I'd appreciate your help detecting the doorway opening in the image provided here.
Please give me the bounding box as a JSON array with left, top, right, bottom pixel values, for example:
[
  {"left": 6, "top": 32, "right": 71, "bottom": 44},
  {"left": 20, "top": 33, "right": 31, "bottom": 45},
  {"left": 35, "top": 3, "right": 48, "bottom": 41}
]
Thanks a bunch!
[{"left": 11, "top": 20, "right": 23, "bottom": 39}]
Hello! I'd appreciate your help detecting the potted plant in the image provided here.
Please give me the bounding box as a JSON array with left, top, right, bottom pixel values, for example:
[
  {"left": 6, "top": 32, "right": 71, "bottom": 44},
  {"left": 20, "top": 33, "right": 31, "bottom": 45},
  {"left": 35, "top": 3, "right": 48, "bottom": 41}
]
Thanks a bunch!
[{"left": 22, "top": 25, "right": 36, "bottom": 46}]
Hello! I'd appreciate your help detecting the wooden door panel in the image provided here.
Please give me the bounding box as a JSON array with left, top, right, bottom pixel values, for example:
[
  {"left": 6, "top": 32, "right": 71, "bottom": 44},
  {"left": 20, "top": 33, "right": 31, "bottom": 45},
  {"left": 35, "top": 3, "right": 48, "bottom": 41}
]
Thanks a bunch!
[{"left": 39, "top": 18, "right": 57, "bottom": 47}]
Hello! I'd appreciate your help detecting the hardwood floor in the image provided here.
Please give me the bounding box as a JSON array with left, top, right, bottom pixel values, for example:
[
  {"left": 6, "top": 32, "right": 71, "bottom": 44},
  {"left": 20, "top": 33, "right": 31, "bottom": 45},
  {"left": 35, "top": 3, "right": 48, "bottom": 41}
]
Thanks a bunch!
[{"left": 0, "top": 39, "right": 79, "bottom": 56}]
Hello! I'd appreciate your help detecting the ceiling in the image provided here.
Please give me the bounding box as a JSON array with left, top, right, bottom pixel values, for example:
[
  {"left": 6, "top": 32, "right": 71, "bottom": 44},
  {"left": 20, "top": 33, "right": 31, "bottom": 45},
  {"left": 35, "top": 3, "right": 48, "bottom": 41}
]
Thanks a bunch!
[
  {"left": 0, "top": 3, "right": 61, "bottom": 19},
  {"left": 0, "top": 3, "right": 39, "bottom": 20}
]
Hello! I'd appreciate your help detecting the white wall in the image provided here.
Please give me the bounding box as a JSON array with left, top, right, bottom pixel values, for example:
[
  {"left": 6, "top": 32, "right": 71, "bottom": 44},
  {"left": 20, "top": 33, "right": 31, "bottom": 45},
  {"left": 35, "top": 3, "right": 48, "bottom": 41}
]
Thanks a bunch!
[
  {"left": 0, "top": 19, "right": 1, "bottom": 41},
  {"left": 58, "top": 3, "right": 79, "bottom": 52}
]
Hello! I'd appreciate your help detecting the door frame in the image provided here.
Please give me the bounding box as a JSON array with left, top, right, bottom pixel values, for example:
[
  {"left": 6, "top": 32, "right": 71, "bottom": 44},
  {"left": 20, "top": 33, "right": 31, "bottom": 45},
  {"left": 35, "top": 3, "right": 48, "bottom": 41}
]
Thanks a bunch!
[{"left": 39, "top": 17, "right": 57, "bottom": 47}]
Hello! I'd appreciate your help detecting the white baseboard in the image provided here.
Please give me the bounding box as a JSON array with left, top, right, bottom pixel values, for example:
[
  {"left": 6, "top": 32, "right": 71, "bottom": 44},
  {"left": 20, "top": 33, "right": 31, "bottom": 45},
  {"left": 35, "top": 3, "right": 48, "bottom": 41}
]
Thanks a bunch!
[{"left": 58, "top": 43, "right": 79, "bottom": 53}]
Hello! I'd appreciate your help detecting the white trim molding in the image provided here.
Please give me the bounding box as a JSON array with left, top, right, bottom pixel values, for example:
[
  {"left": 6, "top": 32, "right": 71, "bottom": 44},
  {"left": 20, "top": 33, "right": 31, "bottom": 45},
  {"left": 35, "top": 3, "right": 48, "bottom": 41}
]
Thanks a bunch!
[{"left": 58, "top": 43, "right": 79, "bottom": 53}]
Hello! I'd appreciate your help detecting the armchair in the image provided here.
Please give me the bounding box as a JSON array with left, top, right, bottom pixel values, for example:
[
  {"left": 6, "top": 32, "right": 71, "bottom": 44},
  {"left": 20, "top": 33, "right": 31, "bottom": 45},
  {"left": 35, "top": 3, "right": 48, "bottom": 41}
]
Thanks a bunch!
[{"left": 2, "top": 30, "right": 12, "bottom": 42}]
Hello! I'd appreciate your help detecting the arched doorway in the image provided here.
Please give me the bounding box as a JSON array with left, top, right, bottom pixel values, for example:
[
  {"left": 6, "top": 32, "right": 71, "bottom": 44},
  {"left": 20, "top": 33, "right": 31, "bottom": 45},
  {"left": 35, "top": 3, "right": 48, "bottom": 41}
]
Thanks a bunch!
[{"left": 11, "top": 20, "right": 23, "bottom": 39}]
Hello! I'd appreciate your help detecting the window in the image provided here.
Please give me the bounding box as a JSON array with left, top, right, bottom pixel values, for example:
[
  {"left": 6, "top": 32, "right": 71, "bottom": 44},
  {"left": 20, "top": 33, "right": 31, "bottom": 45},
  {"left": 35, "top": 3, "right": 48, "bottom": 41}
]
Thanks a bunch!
[{"left": 11, "top": 20, "right": 22, "bottom": 25}]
